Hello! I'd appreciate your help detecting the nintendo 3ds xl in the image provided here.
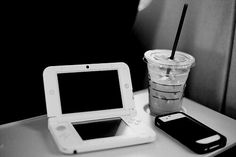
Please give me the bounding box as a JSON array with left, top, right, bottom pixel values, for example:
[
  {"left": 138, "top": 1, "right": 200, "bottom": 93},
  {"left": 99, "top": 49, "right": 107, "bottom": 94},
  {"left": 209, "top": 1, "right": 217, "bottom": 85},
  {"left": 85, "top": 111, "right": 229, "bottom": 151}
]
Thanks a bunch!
[{"left": 43, "top": 62, "right": 156, "bottom": 154}]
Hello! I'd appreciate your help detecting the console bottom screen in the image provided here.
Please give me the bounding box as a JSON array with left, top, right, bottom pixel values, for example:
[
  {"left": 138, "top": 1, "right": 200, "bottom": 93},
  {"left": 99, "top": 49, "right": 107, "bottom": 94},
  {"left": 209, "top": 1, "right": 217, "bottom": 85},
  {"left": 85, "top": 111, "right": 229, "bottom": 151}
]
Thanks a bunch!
[{"left": 72, "top": 118, "right": 133, "bottom": 140}]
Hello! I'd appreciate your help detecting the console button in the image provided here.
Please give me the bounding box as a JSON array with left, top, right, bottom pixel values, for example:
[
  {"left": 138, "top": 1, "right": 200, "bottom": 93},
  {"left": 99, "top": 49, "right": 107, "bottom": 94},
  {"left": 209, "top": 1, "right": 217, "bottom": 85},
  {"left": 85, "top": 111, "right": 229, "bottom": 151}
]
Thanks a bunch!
[{"left": 56, "top": 125, "right": 66, "bottom": 131}]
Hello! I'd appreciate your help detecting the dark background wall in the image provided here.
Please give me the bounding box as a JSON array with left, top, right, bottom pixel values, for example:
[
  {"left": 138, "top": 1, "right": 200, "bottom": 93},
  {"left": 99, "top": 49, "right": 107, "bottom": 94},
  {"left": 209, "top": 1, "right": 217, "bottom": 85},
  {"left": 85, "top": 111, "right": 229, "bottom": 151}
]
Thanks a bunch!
[{"left": 1, "top": 1, "right": 148, "bottom": 124}]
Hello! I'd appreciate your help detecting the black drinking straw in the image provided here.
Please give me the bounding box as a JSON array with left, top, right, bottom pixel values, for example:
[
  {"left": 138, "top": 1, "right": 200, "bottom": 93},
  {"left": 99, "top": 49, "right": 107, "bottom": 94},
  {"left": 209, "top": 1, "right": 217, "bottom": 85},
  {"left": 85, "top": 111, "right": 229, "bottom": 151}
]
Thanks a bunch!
[
  {"left": 167, "top": 4, "right": 188, "bottom": 75},
  {"left": 170, "top": 3, "right": 188, "bottom": 60}
]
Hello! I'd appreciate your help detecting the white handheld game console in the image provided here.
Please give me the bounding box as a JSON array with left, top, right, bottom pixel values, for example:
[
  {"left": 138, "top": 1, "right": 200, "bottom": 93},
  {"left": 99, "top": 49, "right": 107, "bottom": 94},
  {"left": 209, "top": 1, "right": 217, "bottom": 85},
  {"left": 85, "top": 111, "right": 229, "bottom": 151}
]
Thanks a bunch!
[{"left": 43, "top": 62, "right": 156, "bottom": 154}]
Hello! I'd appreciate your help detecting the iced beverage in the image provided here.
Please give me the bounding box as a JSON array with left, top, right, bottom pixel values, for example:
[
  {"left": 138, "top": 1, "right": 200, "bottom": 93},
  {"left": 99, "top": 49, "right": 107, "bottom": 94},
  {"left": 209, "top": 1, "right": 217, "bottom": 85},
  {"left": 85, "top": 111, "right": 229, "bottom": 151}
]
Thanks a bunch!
[{"left": 144, "top": 49, "right": 195, "bottom": 115}]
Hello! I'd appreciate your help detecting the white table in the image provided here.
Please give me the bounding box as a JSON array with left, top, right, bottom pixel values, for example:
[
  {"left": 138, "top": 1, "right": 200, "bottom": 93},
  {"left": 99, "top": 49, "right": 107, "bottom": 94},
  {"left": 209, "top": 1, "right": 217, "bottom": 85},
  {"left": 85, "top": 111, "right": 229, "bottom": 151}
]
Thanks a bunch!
[{"left": 1, "top": 89, "right": 236, "bottom": 157}]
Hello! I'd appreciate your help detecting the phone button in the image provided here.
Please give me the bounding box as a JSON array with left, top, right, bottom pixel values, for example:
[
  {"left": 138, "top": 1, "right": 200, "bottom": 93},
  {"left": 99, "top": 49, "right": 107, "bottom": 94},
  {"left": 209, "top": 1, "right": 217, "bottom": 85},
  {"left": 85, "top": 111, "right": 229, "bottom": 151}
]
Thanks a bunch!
[{"left": 196, "top": 135, "right": 220, "bottom": 144}]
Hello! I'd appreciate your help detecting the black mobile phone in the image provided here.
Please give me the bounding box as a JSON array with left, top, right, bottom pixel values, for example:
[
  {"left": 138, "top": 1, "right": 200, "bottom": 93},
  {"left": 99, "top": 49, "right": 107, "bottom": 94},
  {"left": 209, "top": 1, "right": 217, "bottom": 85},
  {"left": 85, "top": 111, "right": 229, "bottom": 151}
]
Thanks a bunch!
[{"left": 155, "top": 112, "right": 227, "bottom": 154}]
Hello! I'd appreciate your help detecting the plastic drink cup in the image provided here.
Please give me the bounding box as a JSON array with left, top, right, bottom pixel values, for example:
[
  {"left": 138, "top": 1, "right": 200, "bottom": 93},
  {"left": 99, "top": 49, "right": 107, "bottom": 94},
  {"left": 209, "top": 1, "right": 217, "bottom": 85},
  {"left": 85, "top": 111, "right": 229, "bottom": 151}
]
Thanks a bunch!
[{"left": 144, "top": 49, "right": 195, "bottom": 115}]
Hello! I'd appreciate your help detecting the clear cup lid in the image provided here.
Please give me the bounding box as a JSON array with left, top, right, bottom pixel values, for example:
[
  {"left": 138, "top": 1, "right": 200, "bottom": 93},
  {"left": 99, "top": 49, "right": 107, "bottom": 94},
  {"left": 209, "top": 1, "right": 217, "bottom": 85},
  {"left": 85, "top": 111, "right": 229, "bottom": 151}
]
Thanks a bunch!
[{"left": 144, "top": 49, "right": 195, "bottom": 68}]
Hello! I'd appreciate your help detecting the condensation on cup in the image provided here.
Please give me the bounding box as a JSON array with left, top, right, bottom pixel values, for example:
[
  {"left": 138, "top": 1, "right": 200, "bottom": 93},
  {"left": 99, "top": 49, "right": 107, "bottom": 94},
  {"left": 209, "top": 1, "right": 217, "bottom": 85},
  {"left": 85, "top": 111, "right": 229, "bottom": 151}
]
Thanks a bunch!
[{"left": 144, "top": 49, "right": 195, "bottom": 115}]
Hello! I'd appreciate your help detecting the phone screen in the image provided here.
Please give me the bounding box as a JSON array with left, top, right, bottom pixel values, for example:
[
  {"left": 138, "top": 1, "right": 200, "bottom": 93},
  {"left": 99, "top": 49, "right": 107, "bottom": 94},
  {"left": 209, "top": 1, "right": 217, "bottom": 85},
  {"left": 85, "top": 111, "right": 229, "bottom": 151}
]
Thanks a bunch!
[{"left": 159, "top": 114, "right": 216, "bottom": 142}]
